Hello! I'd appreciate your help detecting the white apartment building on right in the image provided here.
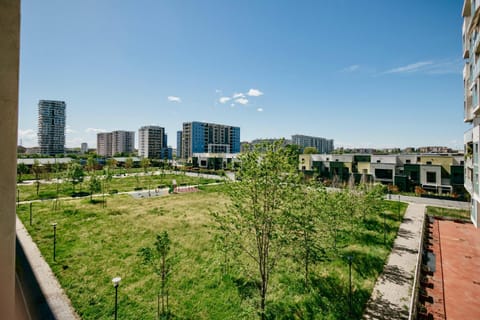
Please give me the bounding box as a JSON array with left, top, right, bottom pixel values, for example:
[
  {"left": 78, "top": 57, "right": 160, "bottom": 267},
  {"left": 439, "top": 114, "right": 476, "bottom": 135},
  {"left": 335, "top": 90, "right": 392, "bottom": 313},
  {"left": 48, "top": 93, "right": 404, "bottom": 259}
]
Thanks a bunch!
[{"left": 463, "top": 0, "right": 480, "bottom": 227}]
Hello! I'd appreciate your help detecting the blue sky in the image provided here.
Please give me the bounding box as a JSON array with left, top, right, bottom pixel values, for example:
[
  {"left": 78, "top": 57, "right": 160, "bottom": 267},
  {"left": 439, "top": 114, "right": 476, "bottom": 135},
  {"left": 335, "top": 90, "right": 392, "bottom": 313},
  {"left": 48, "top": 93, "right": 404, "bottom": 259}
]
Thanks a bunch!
[{"left": 18, "top": 0, "right": 465, "bottom": 150}]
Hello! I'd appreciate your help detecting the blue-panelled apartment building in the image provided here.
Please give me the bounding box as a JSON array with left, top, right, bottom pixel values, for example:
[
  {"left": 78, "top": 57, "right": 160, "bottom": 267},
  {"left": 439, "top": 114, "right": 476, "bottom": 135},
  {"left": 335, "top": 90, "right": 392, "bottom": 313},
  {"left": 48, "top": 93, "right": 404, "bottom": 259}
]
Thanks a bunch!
[{"left": 179, "top": 121, "right": 240, "bottom": 159}]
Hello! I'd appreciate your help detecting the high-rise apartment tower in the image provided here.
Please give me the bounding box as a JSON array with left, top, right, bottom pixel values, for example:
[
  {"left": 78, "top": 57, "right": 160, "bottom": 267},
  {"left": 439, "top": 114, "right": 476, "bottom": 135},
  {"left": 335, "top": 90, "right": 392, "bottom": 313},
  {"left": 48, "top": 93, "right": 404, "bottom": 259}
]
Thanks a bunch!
[
  {"left": 291, "top": 134, "right": 334, "bottom": 153},
  {"left": 180, "top": 122, "right": 240, "bottom": 159},
  {"left": 97, "top": 130, "right": 135, "bottom": 156},
  {"left": 38, "top": 100, "right": 66, "bottom": 155},
  {"left": 138, "top": 126, "right": 168, "bottom": 158}
]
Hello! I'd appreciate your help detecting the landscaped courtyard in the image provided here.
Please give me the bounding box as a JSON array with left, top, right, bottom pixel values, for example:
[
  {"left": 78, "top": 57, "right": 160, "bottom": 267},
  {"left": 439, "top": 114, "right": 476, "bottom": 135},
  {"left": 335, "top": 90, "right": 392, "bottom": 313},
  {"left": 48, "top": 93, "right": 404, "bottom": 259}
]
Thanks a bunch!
[{"left": 17, "top": 181, "right": 409, "bottom": 320}]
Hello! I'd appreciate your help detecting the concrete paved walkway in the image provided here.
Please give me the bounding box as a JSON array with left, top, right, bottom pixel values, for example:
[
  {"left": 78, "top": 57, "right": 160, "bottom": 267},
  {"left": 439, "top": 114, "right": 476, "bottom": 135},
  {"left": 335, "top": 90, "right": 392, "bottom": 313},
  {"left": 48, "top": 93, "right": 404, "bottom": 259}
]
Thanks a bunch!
[{"left": 363, "top": 203, "right": 426, "bottom": 320}]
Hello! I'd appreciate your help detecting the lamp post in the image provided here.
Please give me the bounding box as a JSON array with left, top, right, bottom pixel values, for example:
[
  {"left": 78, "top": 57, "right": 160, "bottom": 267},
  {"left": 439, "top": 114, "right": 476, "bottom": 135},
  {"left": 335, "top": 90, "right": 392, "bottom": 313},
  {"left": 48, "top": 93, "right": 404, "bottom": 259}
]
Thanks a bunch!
[
  {"left": 347, "top": 255, "right": 353, "bottom": 317},
  {"left": 383, "top": 211, "right": 386, "bottom": 245},
  {"left": 397, "top": 194, "right": 401, "bottom": 220},
  {"left": 112, "top": 277, "right": 121, "bottom": 320},
  {"left": 52, "top": 223, "right": 57, "bottom": 261},
  {"left": 29, "top": 202, "right": 33, "bottom": 226}
]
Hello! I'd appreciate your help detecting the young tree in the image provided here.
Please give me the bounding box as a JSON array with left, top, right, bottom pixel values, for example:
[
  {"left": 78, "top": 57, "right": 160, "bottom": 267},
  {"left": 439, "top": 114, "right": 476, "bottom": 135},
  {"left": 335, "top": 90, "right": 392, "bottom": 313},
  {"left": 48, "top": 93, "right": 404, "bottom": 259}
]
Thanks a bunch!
[
  {"left": 86, "top": 156, "right": 97, "bottom": 173},
  {"left": 141, "top": 158, "right": 151, "bottom": 194},
  {"left": 139, "top": 231, "right": 173, "bottom": 318},
  {"left": 88, "top": 173, "right": 101, "bottom": 201},
  {"left": 287, "top": 185, "right": 329, "bottom": 287},
  {"left": 106, "top": 158, "right": 118, "bottom": 175},
  {"left": 214, "top": 141, "right": 301, "bottom": 319},
  {"left": 17, "top": 163, "right": 29, "bottom": 182},
  {"left": 125, "top": 157, "right": 133, "bottom": 174},
  {"left": 31, "top": 160, "right": 43, "bottom": 196},
  {"left": 66, "top": 162, "right": 84, "bottom": 194}
]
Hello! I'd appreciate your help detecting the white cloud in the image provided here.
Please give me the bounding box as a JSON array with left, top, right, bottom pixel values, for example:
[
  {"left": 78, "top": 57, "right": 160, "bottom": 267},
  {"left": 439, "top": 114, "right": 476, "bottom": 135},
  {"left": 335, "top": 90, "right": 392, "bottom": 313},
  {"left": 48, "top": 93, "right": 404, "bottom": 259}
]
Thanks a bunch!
[
  {"left": 66, "top": 125, "right": 76, "bottom": 134},
  {"left": 233, "top": 92, "right": 245, "bottom": 99},
  {"left": 384, "top": 61, "right": 433, "bottom": 74},
  {"left": 219, "top": 97, "right": 231, "bottom": 104},
  {"left": 235, "top": 98, "right": 249, "bottom": 105},
  {"left": 215, "top": 89, "right": 222, "bottom": 93},
  {"left": 230, "top": 103, "right": 235, "bottom": 108},
  {"left": 257, "top": 108, "right": 263, "bottom": 112},
  {"left": 167, "top": 96, "right": 182, "bottom": 103},
  {"left": 247, "top": 88, "right": 264, "bottom": 97},
  {"left": 19, "top": 129, "right": 36, "bottom": 139},
  {"left": 85, "top": 128, "right": 106, "bottom": 133},
  {"left": 341, "top": 65, "right": 360, "bottom": 72},
  {"left": 18, "top": 129, "right": 36, "bottom": 147}
]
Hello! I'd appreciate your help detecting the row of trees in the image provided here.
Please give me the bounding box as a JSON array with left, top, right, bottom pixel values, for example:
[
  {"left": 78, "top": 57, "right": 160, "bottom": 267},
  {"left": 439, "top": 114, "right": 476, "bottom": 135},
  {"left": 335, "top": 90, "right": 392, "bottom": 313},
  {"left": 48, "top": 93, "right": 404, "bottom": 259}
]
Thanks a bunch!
[{"left": 214, "top": 141, "right": 386, "bottom": 319}]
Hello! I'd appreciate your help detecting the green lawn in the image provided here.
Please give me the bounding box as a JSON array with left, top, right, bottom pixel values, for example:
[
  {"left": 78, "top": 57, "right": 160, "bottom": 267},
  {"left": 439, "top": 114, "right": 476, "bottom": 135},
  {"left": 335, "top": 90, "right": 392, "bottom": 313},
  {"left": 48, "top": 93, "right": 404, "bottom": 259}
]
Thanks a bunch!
[
  {"left": 426, "top": 206, "right": 470, "bottom": 220},
  {"left": 17, "top": 188, "right": 407, "bottom": 319},
  {"left": 16, "top": 173, "right": 219, "bottom": 202}
]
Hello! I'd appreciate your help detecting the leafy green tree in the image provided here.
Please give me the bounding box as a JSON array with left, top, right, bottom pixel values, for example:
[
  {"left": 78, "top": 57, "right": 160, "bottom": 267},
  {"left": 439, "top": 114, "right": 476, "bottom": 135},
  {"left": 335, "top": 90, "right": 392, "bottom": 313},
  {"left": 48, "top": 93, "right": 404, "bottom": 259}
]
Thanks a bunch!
[
  {"left": 141, "top": 157, "right": 151, "bottom": 173},
  {"left": 103, "top": 165, "right": 113, "bottom": 194},
  {"left": 86, "top": 156, "right": 97, "bottom": 173},
  {"left": 284, "top": 143, "right": 302, "bottom": 168},
  {"left": 88, "top": 173, "right": 101, "bottom": 201},
  {"left": 287, "top": 185, "right": 329, "bottom": 287},
  {"left": 214, "top": 141, "right": 300, "bottom": 319},
  {"left": 32, "top": 160, "right": 43, "bottom": 196},
  {"left": 141, "top": 158, "right": 151, "bottom": 193},
  {"left": 139, "top": 231, "right": 173, "bottom": 318},
  {"left": 67, "top": 162, "right": 84, "bottom": 194},
  {"left": 106, "top": 158, "right": 118, "bottom": 175},
  {"left": 303, "top": 147, "right": 318, "bottom": 154},
  {"left": 125, "top": 157, "right": 133, "bottom": 174},
  {"left": 17, "top": 163, "right": 29, "bottom": 182}
]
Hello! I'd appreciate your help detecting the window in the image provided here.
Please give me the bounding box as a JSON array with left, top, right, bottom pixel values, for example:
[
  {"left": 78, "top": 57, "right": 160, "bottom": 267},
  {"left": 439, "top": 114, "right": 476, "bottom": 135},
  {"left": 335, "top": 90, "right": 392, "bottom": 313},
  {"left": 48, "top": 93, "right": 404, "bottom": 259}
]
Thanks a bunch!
[
  {"left": 426, "top": 161, "right": 432, "bottom": 165},
  {"left": 376, "top": 160, "right": 381, "bottom": 163},
  {"left": 426, "top": 171, "right": 436, "bottom": 184},
  {"left": 375, "top": 169, "right": 392, "bottom": 179},
  {"left": 406, "top": 159, "right": 411, "bottom": 164}
]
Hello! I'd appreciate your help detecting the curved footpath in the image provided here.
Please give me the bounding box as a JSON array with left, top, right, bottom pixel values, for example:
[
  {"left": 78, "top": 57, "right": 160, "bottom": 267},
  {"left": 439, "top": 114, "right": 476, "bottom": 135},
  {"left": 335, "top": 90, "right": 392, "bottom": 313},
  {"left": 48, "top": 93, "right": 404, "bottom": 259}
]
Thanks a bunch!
[{"left": 363, "top": 203, "right": 426, "bottom": 320}]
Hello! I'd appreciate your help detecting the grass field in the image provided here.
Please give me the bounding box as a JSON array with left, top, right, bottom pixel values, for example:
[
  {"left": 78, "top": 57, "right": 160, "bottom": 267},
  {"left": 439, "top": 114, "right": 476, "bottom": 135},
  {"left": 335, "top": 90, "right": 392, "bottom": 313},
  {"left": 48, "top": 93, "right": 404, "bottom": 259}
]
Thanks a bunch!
[
  {"left": 426, "top": 206, "right": 470, "bottom": 220},
  {"left": 17, "top": 186, "right": 407, "bottom": 319},
  {"left": 16, "top": 173, "right": 219, "bottom": 202}
]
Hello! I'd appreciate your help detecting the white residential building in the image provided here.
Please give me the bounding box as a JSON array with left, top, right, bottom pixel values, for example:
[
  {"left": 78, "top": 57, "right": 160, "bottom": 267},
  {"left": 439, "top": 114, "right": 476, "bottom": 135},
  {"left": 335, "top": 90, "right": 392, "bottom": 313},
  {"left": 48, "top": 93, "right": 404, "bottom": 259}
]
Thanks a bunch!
[
  {"left": 463, "top": 0, "right": 480, "bottom": 227},
  {"left": 138, "top": 125, "right": 167, "bottom": 158}
]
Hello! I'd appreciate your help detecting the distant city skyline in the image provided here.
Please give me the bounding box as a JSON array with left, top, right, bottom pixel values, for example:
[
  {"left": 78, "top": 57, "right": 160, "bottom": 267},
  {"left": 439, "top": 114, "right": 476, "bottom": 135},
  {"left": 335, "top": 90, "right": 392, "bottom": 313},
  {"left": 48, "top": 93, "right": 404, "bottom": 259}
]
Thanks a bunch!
[{"left": 18, "top": 1, "right": 465, "bottom": 149}]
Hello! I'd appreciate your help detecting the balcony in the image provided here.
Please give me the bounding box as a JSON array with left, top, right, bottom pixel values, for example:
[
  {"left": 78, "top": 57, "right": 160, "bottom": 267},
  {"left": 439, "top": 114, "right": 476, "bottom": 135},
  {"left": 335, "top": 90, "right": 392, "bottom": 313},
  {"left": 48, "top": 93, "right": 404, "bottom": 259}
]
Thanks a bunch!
[
  {"left": 466, "top": 97, "right": 474, "bottom": 122},
  {"left": 465, "top": 178, "right": 473, "bottom": 193}
]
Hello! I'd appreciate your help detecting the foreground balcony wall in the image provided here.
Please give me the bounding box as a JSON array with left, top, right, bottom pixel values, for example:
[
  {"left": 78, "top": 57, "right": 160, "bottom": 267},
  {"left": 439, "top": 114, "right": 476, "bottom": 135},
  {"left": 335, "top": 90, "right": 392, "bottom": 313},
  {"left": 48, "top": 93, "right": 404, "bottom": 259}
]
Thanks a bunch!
[{"left": 0, "top": 0, "right": 20, "bottom": 319}]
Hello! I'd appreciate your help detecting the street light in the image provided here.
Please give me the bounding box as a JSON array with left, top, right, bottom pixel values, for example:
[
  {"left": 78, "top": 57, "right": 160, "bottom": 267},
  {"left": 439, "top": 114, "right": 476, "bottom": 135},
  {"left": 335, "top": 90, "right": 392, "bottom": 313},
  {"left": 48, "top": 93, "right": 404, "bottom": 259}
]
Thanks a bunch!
[
  {"left": 397, "top": 194, "right": 401, "bottom": 220},
  {"left": 383, "top": 211, "right": 387, "bottom": 245},
  {"left": 112, "top": 277, "right": 121, "bottom": 320},
  {"left": 347, "top": 255, "right": 353, "bottom": 318},
  {"left": 29, "top": 202, "right": 33, "bottom": 226},
  {"left": 52, "top": 223, "right": 57, "bottom": 261}
]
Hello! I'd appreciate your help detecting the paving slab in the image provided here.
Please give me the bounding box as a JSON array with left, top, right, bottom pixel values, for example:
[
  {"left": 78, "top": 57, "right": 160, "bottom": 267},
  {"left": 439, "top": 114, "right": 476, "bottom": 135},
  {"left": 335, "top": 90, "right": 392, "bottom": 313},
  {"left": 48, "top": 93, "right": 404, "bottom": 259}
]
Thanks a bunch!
[
  {"left": 363, "top": 203, "right": 425, "bottom": 320},
  {"left": 438, "top": 219, "right": 480, "bottom": 320}
]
